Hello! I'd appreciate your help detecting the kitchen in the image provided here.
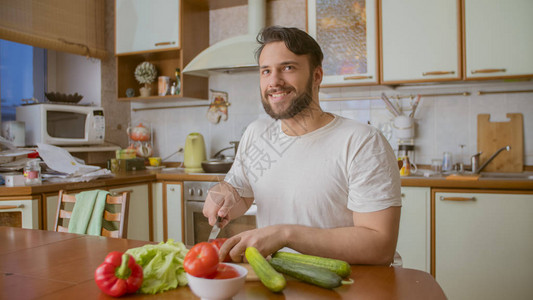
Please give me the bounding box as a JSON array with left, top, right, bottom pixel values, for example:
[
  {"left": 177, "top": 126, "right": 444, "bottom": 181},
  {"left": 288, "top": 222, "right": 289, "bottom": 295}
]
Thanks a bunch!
[{"left": 1, "top": 0, "right": 533, "bottom": 299}]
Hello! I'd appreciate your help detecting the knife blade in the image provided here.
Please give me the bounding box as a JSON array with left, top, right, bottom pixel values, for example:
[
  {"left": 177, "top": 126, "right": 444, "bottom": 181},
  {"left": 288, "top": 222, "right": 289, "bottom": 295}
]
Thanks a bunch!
[{"left": 208, "top": 216, "right": 222, "bottom": 241}]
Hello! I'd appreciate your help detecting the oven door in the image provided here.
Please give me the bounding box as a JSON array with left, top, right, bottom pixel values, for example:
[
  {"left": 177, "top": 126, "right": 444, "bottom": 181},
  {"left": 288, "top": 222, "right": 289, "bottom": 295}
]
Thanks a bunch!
[
  {"left": 185, "top": 201, "right": 256, "bottom": 245},
  {"left": 0, "top": 199, "right": 39, "bottom": 229}
]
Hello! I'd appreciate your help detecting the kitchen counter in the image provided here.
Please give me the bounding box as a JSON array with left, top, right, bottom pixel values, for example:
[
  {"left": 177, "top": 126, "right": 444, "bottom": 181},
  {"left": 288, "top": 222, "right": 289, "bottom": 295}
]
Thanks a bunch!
[
  {"left": 0, "top": 226, "right": 447, "bottom": 299},
  {"left": 0, "top": 169, "right": 531, "bottom": 197}
]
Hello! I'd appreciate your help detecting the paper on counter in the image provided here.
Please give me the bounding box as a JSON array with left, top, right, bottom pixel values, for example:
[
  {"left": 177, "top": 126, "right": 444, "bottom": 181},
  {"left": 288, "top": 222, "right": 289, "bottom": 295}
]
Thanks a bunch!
[{"left": 37, "top": 143, "right": 106, "bottom": 176}]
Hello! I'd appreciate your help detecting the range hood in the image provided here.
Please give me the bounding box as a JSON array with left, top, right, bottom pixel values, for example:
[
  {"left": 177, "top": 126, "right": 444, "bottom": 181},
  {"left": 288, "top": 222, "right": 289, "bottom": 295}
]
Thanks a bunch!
[{"left": 182, "top": 0, "right": 266, "bottom": 77}]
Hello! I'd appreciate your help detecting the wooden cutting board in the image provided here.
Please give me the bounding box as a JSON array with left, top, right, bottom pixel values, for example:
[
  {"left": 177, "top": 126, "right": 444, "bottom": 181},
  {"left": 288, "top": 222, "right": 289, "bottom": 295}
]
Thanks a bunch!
[{"left": 477, "top": 113, "right": 524, "bottom": 172}]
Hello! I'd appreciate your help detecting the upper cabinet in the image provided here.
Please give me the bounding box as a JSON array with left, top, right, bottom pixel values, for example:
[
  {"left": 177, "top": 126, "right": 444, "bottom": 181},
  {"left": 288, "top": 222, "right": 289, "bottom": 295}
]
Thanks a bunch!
[
  {"left": 115, "top": 0, "right": 209, "bottom": 101},
  {"left": 380, "top": 0, "right": 461, "bottom": 84},
  {"left": 463, "top": 0, "right": 533, "bottom": 80},
  {"left": 116, "top": 0, "right": 180, "bottom": 54},
  {"left": 308, "top": 0, "right": 379, "bottom": 86}
]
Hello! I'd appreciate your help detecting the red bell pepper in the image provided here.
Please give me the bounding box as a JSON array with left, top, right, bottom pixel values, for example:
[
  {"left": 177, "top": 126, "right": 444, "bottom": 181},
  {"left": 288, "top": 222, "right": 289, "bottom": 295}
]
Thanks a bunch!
[{"left": 94, "top": 251, "right": 143, "bottom": 297}]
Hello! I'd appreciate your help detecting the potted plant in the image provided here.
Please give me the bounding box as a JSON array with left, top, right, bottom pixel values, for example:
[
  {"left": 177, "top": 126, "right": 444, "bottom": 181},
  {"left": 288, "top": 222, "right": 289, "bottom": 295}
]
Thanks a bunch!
[{"left": 134, "top": 62, "right": 157, "bottom": 97}]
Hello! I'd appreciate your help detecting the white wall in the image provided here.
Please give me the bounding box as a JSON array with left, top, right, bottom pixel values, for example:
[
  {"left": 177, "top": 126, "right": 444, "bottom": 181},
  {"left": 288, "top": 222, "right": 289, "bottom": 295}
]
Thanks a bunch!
[
  {"left": 47, "top": 50, "right": 101, "bottom": 106},
  {"left": 131, "top": 72, "right": 533, "bottom": 167}
]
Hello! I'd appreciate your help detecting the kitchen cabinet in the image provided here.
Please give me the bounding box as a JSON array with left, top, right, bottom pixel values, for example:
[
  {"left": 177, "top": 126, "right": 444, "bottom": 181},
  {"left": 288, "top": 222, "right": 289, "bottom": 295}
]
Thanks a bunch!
[
  {"left": 396, "top": 187, "right": 430, "bottom": 272},
  {"left": 307, "top": 0, "right": 379, "bottom": 86},
  {"left": 0, "top": 197, "right": 39, "bottom": 229},
  {"left": 434, "top": 190, "right": 533, "bottom": 300},
  {"left": 115, "top": 0, "right": 209, "bottom": 101},
  {"left": 115, "top": 0, "right": 180, "bottom": 54},
  {"left": 164, "top": 182, "right": 183, "bottom": 243},
  {"left": 463, "top": 0, "right": 533, "bottom": 80},
  {"left": 152, "top": 182, "right": 183, "bottom": 242},
  {"left": 380, "top": 0, "right": 461, "bottom": 84},
  {"left": 109, "top": 183, "right": 152, "bottom": 241}
]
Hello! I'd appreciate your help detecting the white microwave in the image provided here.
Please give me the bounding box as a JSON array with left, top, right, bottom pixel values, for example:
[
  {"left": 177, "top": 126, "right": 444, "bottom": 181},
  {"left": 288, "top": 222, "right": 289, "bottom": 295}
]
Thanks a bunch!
[{"left": 16, "top": 104, "right": 105, "bottom": 146}]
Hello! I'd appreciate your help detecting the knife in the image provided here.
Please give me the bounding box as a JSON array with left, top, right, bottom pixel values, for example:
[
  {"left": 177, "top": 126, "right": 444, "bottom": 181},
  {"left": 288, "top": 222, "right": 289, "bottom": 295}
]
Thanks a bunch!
[{"left": 208, "top": 216, "right": 223, "bottom": 241}]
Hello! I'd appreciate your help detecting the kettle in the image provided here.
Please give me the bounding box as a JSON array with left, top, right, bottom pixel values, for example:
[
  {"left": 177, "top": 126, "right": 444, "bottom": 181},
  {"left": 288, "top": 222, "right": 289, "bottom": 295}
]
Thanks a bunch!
[{"left": 184, "top": 133, "right": 207, "bottom": 173}]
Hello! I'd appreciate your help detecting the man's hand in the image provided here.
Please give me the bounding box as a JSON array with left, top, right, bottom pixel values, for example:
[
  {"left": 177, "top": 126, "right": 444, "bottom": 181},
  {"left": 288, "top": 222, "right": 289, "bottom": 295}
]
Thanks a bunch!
[
  {"left": 217, "top": 225, "right": 289, "bottom": 263},
  {"left": 203, "top": 181, "right": 253, "bottom": 227}
]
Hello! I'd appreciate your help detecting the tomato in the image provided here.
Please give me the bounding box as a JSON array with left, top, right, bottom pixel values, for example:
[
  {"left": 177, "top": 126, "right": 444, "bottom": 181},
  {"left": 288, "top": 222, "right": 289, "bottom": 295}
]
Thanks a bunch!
[
  {"left": 183, "top": 242, "right": 219, "bottom": 278},
  {"left": 205, "top": 263, "right": 240, "bottom": 280},
  {"left": 209, "top": 238, "right": 232, "bottom": 262}
]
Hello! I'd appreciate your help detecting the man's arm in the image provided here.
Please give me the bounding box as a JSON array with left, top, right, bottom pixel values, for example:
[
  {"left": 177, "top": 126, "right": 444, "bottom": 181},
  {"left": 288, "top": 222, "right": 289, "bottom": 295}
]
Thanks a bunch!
[{"left": 219, "top": 206, "right": 401, "bottom": 265}]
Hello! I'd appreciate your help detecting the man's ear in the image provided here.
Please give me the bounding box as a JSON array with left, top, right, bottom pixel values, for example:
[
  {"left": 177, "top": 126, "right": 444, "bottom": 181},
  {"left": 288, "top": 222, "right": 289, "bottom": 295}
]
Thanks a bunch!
[{"left": 313, "top": 66, "right": 323, "bottom": 86}]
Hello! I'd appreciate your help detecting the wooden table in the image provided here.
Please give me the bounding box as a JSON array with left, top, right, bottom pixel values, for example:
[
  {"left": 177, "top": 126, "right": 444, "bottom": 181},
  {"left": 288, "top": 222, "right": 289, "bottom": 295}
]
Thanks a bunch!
[{"left": 0, "top": 227, "right": 446, "bottom": 299}]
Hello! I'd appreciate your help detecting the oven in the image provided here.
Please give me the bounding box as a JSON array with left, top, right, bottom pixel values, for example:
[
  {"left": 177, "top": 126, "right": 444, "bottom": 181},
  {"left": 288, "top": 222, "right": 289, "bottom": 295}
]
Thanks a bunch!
[
  {"left": 0, "top": 198, "right": 39, "bottom": 229},
  {"left": 184, "top": 181, "right": 256, "bottom": 245}
]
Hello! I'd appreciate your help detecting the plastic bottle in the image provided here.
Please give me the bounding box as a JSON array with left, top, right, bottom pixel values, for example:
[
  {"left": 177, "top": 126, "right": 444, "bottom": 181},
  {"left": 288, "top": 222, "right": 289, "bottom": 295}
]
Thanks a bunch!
[
  {"left": 23, "top": 159, "right": 42, "bottom": 185},
  {"left": 174, "top": 68, "right": 181, "bottom": 95}
]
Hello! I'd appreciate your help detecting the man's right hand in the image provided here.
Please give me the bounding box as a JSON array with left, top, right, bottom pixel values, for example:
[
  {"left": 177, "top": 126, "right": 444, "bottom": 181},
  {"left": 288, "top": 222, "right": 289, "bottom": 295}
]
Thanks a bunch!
[{"left": 203, "top": 181, "right": 251, "bottom": 227}]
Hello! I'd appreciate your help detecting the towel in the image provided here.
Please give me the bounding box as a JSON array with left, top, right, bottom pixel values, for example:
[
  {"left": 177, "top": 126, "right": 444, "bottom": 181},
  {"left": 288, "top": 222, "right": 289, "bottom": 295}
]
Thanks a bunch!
[{"left": 68, "top": 190, "right": 109, "bottom": 236}]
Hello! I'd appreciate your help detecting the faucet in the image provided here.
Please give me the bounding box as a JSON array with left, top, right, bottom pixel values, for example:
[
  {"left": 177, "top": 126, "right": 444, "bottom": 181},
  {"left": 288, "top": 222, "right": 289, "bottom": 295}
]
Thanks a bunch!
[
  {"left": 212, "top": 141, "right": 240, "bottom": 159},
  {"left": 471, "top": 145, "right": 511, "bottom": 174}
]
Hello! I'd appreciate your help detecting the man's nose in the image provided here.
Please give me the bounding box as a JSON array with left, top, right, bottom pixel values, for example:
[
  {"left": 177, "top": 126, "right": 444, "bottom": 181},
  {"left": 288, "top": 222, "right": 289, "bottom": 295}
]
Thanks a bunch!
[{"left": 267, "top": 70, "right": 284, "bottom": 88}]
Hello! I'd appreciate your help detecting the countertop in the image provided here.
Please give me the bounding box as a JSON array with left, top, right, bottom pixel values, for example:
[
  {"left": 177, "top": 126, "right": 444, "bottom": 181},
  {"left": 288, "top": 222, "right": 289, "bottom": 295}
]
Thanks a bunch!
[{"left": 0, "top": 169, "right": 531, "bottom": 197}]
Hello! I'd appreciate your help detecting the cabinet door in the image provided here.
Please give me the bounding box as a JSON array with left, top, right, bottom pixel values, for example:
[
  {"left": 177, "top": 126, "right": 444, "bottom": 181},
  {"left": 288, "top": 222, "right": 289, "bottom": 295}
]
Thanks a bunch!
[
  {"left": 396, "top": 187, "right": 430, "bottom": 272},
  {"left": 152, "top": 182, "right": 164, "bottom": 242},
  {"left": 308, "top": 0, "right": 378, "bottom": 85},
  {"left": 109, "top": 184, "right": 151, "bottom": 241},
  {"left": 381, "top": 0, "right": 461, "bottom": 83},
  {"left": 435, "top": 191, "right": 533, "bottom": 300},
  {"left": 165, "top": 183, "right": 183, "bottom": 243},
  {"left": 464, "top": 0, "right": 533, "bottom": 79},
  {"left": 116, "top": 0, "right": 180, "bottom": 54}
]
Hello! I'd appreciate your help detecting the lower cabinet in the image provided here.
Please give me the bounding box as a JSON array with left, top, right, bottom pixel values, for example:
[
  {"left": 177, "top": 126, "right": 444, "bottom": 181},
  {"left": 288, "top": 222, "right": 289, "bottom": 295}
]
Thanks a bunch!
[
  {"left": 152, "top": 181, "right": 183, "bottom": 243},
  {"left": 396, "top": 187, "right": 430, "bottom": 272},
  {"left": 0, "top": 197, "right": 40, "bottom": 229},
  {"left": 108, "top": 183, "right": 151, "bottom": 241},
  {"left": 435, "top": 190, "right": 533, "bottom": 300}
]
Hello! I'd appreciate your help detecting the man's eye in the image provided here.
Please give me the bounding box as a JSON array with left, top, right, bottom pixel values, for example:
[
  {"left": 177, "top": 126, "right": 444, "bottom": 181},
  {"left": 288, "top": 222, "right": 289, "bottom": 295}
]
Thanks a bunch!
[
  {"left": 283, "top": 66, "right": 293, "bottom": 71},
  {"left": 261, "top": 69, "right": 270, "bottom": 75}
]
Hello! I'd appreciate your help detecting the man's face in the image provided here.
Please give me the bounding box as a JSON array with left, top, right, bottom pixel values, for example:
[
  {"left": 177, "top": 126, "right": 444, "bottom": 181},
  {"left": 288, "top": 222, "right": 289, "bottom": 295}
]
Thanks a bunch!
[{"left": 259, "top": 41, "right": 318, "bottom": 120}]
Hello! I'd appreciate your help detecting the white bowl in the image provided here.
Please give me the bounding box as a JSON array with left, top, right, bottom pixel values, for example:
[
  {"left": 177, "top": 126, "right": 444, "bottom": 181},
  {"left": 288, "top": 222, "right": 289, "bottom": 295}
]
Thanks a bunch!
[{"left": 186, "top": 263, "right": 248, "bottom": 300}]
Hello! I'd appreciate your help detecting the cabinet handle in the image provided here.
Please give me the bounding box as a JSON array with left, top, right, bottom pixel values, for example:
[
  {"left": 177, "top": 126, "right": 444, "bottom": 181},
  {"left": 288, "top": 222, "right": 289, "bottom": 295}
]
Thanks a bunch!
[
  {"left": 439, "top": 196, "right": 476, "bottom": 201},
  {"left": 471, "top": 68, "right": 506, "bottom": 74},
  {"left": 154, "top": 41, "right": 176, "bottom": 47},
  {"left": 422, "top": 71, "right": 455, "bottom": 76},
  {"left": 0, "top": 204, "right": 24, "bottom": 210},
  {"left": 343, "top": 75, "right": 373, "bottom": 80},
  {"left": 170, "top": 188, "right": 175, "bottom": 192}
]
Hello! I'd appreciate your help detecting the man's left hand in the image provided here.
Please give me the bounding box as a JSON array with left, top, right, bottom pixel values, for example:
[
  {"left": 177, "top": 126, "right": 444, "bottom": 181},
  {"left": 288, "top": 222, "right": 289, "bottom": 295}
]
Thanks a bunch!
[{"left": 218, "top": 225, "right": 288, "bottom": 262}]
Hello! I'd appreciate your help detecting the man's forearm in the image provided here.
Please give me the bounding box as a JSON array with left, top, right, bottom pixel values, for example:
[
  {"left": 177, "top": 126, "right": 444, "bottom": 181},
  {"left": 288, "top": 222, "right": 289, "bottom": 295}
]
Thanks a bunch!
[{"left": 282, "top": 207, "right": 401, "bottom": 265}]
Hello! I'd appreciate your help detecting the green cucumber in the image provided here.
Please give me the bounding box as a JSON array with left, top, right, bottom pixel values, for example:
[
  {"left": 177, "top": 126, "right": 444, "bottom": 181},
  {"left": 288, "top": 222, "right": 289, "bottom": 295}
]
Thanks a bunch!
[
  {"left": 272, "top": 251, "right": 351, "bottom": 278},
  {"left": 245, "top": 247, "right": 286, "bottom": 292},
  {"left": 269, "top": 257, "right": 353, "bottom": 289}
]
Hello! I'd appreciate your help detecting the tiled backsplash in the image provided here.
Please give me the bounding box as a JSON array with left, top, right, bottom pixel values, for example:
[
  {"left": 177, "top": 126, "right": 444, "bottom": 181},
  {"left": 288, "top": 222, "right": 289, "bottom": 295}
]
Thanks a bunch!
[{"left": 132, "top": 74, "right": 533, "bottom": 167}]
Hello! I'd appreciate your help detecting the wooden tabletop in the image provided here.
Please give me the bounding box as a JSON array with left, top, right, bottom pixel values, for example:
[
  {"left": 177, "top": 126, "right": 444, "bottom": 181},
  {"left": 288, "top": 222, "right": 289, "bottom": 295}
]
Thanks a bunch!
[{"left": 0, "top": 227, "right": 446, "bottom": 299}]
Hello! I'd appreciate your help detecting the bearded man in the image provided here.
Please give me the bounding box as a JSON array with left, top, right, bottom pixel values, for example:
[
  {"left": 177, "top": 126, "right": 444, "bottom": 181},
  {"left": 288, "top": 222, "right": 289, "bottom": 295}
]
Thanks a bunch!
[{"left": 203, "top": 26, "right": 401, "bottom": 265}]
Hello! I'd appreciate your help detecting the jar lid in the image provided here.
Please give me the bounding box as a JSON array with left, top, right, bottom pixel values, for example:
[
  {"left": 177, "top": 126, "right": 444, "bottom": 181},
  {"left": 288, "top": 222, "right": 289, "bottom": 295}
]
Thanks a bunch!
[{"left": 398, "top": 144, "right": 415, "bottom": 151}]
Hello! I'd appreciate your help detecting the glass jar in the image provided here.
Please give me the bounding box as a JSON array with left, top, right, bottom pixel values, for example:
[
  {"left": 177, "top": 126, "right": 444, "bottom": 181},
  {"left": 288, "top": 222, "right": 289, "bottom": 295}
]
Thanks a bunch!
[{"left": 23, "top": 160, "right": 42, "bottom": 185}]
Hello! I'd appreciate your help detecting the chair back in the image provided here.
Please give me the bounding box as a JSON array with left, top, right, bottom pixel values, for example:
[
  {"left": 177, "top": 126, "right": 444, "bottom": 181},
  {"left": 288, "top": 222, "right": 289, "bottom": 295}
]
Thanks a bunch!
[{"left": 54, "top": 190, "right": 130, "bottom": 238}]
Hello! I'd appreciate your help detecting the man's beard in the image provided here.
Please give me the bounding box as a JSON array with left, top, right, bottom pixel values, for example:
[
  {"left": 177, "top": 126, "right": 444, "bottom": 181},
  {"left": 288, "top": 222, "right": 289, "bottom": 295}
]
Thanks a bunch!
[{"left": 261, "top": 76, "right": 313, "bottom": 120}]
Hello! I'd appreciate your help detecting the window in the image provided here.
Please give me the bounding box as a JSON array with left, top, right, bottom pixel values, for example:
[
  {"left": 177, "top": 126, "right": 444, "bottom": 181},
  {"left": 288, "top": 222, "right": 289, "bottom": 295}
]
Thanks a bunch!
[{"left": 0, "top": 39, "right": 46, "bottom": 122}]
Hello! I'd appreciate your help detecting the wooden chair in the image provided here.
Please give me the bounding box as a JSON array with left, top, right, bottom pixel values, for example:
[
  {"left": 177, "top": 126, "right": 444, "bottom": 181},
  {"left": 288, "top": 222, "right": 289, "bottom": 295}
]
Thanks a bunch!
[{"left": 54, "top": 190, "right": 130, "bottom": 238}]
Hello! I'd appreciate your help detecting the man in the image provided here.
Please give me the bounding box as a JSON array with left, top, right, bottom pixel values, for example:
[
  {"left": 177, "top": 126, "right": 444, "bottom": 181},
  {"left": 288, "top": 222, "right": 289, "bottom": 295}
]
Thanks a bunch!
[{"left": 203, "top": 26, "right": 401, "bottom": 265}]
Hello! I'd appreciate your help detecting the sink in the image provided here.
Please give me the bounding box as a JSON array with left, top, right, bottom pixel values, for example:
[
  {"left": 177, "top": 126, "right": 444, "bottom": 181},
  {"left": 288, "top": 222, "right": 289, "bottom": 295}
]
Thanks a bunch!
[{"left": 479, "top": 172, "right": 533, "bottom": 180}]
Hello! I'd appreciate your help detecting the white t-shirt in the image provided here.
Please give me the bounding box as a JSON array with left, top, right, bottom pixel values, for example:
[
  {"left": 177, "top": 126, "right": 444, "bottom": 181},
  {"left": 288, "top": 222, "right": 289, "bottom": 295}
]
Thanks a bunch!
[{"left": 225, "top": 114, "right": 401, "bottom": 229}]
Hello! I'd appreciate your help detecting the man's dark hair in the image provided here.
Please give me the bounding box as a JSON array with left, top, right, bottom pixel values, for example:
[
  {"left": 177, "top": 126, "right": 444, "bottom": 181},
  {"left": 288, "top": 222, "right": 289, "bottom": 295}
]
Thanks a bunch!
[{"left": 255, "top": 26, "right": 324, "bottom": 71}]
